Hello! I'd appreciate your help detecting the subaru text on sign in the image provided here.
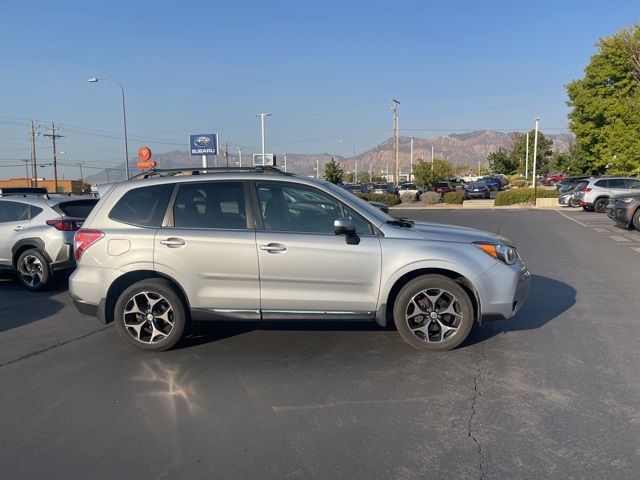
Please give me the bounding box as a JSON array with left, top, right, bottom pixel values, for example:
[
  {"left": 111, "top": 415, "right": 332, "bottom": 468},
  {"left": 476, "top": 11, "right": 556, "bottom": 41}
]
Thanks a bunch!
[{"left": 189, "top": 134, "right": 218, "bottom": 156}]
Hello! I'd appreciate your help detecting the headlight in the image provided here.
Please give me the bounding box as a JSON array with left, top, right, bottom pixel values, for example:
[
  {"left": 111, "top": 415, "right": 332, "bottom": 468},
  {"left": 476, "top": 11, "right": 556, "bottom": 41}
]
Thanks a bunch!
[
  {"left": 473, "top": 242, "right": 518, "bottom": 265},
  {"left": 618, "top": 197, "right": 635, "bottom": 204}
]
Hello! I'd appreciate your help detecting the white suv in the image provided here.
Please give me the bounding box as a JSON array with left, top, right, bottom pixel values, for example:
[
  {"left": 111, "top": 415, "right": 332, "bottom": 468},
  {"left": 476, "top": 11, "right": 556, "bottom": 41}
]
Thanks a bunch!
[{"left": 576, "top": 177, "right": 640, "bottom": 213}]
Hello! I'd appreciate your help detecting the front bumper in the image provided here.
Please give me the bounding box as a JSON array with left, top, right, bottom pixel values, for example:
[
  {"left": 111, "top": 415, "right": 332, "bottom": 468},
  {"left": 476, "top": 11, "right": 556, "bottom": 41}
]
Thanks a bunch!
[
  {"left": 606, "top": 205, "right": 634, "bottom": 226},
  {"left": 477, "top": 261, "right": 531, "bottom": 322}
]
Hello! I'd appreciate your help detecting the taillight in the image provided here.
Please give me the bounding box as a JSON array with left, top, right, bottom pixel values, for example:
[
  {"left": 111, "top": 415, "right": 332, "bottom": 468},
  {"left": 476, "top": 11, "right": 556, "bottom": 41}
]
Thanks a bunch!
[
  {"left": 46, "top": 219, "right": 80, "bottom": 231},
  {"left": 584, "top": 187, "right": 592, "bottom": 192},
  {"left": 74, "top": 229, "right": 104, "bottom": 261}
]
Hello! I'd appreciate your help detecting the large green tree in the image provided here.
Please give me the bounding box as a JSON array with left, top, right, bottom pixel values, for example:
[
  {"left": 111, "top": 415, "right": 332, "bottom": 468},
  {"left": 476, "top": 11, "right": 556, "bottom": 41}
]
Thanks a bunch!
[
  {"left": 323, "top": 157, "right": 344, "bottom": 184},
  {"left": 487, "top": 148, "right": 518, "bottom": 174},
  {"left": 413, "top": 158, "right": 453, "bottom": 185},
  {"left": 566, "top": 25, "right": 640, "bottom": 175}
]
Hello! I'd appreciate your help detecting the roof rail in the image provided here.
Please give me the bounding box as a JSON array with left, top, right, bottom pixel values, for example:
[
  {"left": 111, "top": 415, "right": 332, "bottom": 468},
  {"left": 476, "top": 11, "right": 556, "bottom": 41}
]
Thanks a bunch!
[
  {"left": 129, "top": 165, "right": 293, "bottom": 180},
  {"left": 0, "top": 187, "right": 49, "bottom": 198}
]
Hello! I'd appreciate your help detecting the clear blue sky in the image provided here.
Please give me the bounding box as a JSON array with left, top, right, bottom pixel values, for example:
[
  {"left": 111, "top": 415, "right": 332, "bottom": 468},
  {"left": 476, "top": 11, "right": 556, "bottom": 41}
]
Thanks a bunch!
[{"left": 1, "top": 0, "right": 638, "bottom": 179}]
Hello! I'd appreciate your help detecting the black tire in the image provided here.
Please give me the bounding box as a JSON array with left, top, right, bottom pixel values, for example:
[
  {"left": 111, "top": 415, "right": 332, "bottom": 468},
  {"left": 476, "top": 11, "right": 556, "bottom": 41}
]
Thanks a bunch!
[
  {"left": 393, "top": 275, "right": 474, "bottom": 351},
  {"left": 16, "top": 249, "right": 51, "bottom": 291},
  {"left": 114, "top": 279, "right": 186, "bottom": 352},
  {"left": 583, "top": 205, "right": 594, "bottom": 212},
  {"left": 594, "top": 198, "right": 609, "bottom": 214},
  {"left": 632, "top": 208, "right": 640, "bottom": 231}
]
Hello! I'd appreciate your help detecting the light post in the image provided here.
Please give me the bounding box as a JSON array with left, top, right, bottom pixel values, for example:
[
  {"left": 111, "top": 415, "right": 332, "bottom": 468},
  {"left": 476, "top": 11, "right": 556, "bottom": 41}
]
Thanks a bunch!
[
  {"left": 339, "top": 140, "right": 356, "bottom": 182},
  {"left": 257, "top": 113, "right": 271, "bottom": 165},
  {"left": 532, "top": 118, "right": 540, "bottom": 191},
  {"left": 76, "top": 162, "right": 85, "bottom": 183},
  {"left": 88, "top": 77, "right": 130, "bottom": 179}
]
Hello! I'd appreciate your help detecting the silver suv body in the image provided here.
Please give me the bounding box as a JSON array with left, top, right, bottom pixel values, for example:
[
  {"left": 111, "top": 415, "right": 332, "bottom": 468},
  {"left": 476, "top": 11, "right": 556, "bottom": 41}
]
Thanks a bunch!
[
  {"left": 69, "top": 168, "right": 530, "bottom": 352},
  {"left": 0, "top": 193, "right": 98, "bottom": 290},
  {"left": 575, "top": 177, "right": 640, "bottom": 213}
]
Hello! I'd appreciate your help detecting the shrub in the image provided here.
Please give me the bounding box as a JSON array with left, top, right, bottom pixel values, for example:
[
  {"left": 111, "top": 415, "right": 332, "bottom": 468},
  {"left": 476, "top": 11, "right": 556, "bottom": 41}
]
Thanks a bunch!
[
  {"left": 536, "top": 189, "right": 560, "bottom": 198},
  {"left": 494, "top": 188, "right": 558, "bottom": 206},
  {"left": 508, "top": 174, "right": 524, "bottom": 183},
  {"left": 400, "top": 192, "right": 416, "bottom": 203},
  {"left": 420, "top": 191, "right": 441, "bottom": 204},
  {"left": 356, "top": 192, "right": 401, "bottom": 207},
  {"left": 443, "top": 191, "right": 464, "bottom": 204},
  {"left": 510, "top": 179, "right": 529, "bottom": 188}
]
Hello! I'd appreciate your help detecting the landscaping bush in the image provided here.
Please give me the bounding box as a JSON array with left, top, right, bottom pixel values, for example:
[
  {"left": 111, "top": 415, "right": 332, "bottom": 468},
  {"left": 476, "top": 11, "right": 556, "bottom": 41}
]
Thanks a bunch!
[
  {"left": 510, "top": 179, "right": 529, "bottom": 188},
  {"left": 356, "top": 192, "right": 401, "bottom": 207},
  {"left": 536, "top": 189, "right": 560, "bottom": 198},
  {"left": 443, "top": 191, "right": 464, "bottom": 204},
  {"left": 400, "top": 192, "right": 416, "bottom": 203},
  {"left": 420, "top": 191, "right": 441, "bottom": 204},
  {"left": 494, "top": 188, "right": 558, "bottom": 206},
  {"left": 508, "top": 174, "right": 524, "bottom": 183}
]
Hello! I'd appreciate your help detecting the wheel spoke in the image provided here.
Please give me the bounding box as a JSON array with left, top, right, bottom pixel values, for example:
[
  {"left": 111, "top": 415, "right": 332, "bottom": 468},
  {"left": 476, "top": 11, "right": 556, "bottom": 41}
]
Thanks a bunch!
[
  {"left": 410, "top": 322, "right": 432, "bottom": 342},
  {"left": 436, "top": 319, "right": 458, "bottom": 341},
  {"left": 438, "top": 301, "right": 461, "bottom": 318},
  {"left": 155, "top": 307, "right": 174, "bottom": 325},
  {"left": 425, "top": 290, "right": 444, "bottom": 309},
  {"left": 149, "top": 323, "right": 168, "bottom": 343}
]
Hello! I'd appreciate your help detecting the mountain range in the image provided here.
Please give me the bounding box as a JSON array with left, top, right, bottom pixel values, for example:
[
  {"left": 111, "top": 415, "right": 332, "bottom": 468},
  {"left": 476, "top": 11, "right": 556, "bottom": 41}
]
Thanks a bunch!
[{"left": 88, "top": 130, "right": 573, "bottom": 182}]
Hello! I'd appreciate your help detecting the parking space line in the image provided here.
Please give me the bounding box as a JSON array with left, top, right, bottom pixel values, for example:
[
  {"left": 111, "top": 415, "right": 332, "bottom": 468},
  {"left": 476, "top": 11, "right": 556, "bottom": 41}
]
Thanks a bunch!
[
  {"left": 609, "top": 235, "right": 632, "bottom": 243},
  {"left": 633, "top": 247, "right": 640, "bottom": 253},
  {"left": 556, "top": 210, "right": 588, "bottom": 226}
]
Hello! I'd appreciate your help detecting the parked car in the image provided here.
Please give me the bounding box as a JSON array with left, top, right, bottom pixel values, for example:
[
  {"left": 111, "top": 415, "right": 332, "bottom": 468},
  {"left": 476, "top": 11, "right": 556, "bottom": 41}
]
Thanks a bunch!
[
  {"left": 0, "top": 192, "right": 99, "bottom": 290},
  {"left": 606, "top": 194, "right": 640, "bottom": 231},
  {"left": 69, "top": 166, "right": 530, "bottom": 352},
  {"left": 367, "top": 200, "right": 390, "bottom": 214},
  {"left": 543, "top": 173, "right": 565, "bottom": 187},
  {"left": 342, "top": 183, "right": 363, "bottom": 194},
  {"left": 431, "top": 181, "right": 456, "bottom": 194},
  {"left": 577, "top": 177, "right": 640, "bottom": 213},
  {"left": 557, "top": 176, "right": 589, "bottom": 193},
  {"left": 371, "top": 183, "right": 398, "bottom": 196},
  {"left": 398, "top": 183, "right": 421, "bottom": 200},
  {"left": 482, "top": 177, "right": 502, "bottom": 191},
  {"left": 464, "top": 181, "right": 491, "bottom": 199}
]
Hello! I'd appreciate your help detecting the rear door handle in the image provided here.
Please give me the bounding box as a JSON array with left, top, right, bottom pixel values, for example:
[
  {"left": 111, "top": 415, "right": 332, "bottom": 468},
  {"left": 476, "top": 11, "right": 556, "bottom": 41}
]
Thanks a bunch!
[
  {"left": 160, "top": 237, "right": 185, "bottom": 248},
  {"left": 12, "top": 226, "right": 25, "bottom": 231},
  {"left": 260, "top": 243, "right": 287, "bottom": 253}
]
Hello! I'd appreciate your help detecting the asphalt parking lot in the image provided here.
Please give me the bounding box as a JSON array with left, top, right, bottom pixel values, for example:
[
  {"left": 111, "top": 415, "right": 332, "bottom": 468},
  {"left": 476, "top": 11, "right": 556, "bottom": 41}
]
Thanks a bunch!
[{"left": 1, "top": 208, "right": 640, "bottom": 479}]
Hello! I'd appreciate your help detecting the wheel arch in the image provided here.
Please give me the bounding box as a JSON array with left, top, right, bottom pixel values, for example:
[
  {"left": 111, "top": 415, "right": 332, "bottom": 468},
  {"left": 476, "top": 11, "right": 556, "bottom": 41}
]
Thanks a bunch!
[
  {"left": 377, "top": 267, "right": 480, "bottom": 327},
  {"left": 104, "top": 270, "right": 191, "bottom": 325},
  {"left": 12, "top": 238, "right": 51, "bottom": 267}
]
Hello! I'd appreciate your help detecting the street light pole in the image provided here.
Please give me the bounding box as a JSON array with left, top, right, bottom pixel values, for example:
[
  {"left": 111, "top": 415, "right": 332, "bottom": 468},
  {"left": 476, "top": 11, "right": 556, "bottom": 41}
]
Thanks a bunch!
[
  {"left": 76, "top": 162, "right": 85, "bottom": 183},
  {"left": 532, "top": 118, "right": 540, "bottom": 191},
  {"left": 237, "top": 148, "right": 242, "bottom": 167},
  {"left": 525, "top": 131, "right": 530, "bottom": 180},
  {"left": 410, "top": 137, "right": 413, "bottom": 181},
  {"left": 88, "top": 77, "right": 130, "bottom": 180},
  {"left": 257, "top": 113, "right": 271, "bottom": 165}
]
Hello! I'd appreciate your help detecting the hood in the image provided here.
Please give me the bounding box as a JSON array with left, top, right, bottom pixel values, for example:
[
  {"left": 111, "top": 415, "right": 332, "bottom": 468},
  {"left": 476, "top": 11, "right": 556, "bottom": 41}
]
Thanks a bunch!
[{"left": 410, "top": 221, "right": 513, "bottom": 246}]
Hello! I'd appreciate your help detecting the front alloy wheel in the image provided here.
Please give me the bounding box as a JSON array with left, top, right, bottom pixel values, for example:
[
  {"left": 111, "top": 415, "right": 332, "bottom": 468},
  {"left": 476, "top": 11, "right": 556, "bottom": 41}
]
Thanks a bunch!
[
  {"left": 394, "top": 275, "right": 473, "bottom": 351},
  {"left": 17, "top": 249, "right": 50, "bottom": 291}
]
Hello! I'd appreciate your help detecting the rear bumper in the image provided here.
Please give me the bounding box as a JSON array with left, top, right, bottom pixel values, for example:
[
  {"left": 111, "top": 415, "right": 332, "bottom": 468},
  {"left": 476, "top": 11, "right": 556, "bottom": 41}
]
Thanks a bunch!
[{"left": 50, "top": 243, "right": 75, "bottom": 272}]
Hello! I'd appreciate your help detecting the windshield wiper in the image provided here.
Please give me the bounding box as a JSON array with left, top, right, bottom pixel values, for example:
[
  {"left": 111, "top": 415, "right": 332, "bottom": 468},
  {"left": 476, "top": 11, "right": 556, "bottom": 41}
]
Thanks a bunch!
[{"left": 386, "top": 218, "right": 414, "bottom": 228}]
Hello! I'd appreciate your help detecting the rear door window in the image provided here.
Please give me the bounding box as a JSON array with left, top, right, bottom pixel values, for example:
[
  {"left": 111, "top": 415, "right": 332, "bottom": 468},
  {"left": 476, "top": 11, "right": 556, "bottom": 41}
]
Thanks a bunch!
[
  {"left": 172, "top": 181, "right": 248, "bottom": 229},
  {"left": 109, "top": 184, "right": 174, "bottom": 227},
  {"left": 53, "top": 199, "right": 99, "bottom": 218},
  {"left": 0, "top": 201, "right": 41, "bottom": 222},
  {"left": 594, "top": 179, "right": 609, "bottom": 188}
]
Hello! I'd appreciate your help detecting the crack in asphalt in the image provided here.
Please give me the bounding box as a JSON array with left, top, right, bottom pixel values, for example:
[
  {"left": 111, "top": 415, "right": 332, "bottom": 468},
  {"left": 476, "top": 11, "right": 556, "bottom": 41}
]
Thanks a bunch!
[
  {"left": 468, "top": 342, "right": 488, "bottom": 480},
  {"left": 0, "top": 325, "right": 112, "bottom": 368}
]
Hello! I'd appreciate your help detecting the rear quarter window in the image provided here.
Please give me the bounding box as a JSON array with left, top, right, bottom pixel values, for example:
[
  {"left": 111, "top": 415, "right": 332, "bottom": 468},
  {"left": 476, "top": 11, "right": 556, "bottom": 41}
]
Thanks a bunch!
[
  {"left": 594, "top": 179, "right": 609, "bottom": 187},
  {"left": 109, "top": 184, "right": 174, "bottom": 227},
  {"left": 53, "top": 199, "right": 98, "bottom": 218}
]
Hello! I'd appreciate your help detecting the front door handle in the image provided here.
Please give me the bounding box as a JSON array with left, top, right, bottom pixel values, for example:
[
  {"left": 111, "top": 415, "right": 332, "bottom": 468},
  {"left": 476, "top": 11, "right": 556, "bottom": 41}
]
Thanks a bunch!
[
  {"left": 260, "top": 243, "right": 287, "bottom": 253},
  {"left": 13, "top": 225, "right": 25, "bottom": 231},
  {"left": 160, "top": 237, "right": 185, "bottom": 248}
]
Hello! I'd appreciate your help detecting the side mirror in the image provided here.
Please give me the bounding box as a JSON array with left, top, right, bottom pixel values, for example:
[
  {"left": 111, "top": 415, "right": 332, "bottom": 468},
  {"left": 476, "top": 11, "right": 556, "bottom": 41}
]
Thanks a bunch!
[{"left": 334, "top": 217, "right": 356, "bottom": 237}]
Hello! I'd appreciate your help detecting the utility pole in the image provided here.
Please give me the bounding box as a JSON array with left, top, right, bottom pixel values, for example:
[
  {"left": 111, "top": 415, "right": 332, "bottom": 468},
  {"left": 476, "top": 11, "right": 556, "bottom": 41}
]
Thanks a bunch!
[
  {"left": 76, "top": 162, "right": 85, "bottom": 183},
  {"left": 257, "top": 113, "right": 271, "bottom": 165},
  {"left": 431, "top": 145, "right": 434, "bottom": 171},
  {"left": 43, "top": 123, "right": 64, "bottom": 193},
  {"left": 315, "top": 156, "right": 319, "bottom": 179},
  {"left": 224, "top": 142, "right": 229, "bottom": 167},
  {"left": 283, "top": 153, "right": 287, "bottom": 172},
  {"left": 525, "top": 131, "right": 530, "bottom": 180},
  {"left": 238, "top": 148, "right": 242, "bottom": 167},
  {"left": 409, "top": 137, "right": 413, "bottom": 181},
  {"left": 21, "top": 159, "right": 30, "bottom": 180},
  {"left": 29, "top": 121, "right": 39, "bottom": 187},
  {"left": 391, "top": 99, "right": 400, "bottom": 185},
  {"left": 369, "top": 164, "right": 372, "bottom": 182},
  {"left": 532, "top": 118, "right": 540, "bottom": 191}
]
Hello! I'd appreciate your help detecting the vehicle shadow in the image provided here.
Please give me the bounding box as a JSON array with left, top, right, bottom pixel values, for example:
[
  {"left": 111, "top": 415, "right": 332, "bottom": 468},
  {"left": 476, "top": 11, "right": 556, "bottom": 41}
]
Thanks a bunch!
[
  {"left": 462, "top": 274, "right": 576, "bottom": 347},
  {"left": 0, "top": 277, "right": 68, "bottom": 333}
]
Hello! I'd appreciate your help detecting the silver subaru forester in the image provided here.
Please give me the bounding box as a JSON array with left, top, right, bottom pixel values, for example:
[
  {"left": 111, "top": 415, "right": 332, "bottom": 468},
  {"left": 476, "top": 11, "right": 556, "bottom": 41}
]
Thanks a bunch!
[{"left": 69, "top": 167, "right": 530, "bottom": 352}]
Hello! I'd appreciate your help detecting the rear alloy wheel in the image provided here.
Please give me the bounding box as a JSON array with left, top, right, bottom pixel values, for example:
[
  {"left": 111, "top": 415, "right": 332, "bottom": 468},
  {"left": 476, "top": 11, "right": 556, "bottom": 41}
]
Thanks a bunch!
[
  {"left": 393, "top": 275, "right": 473, "bottom": 351},
  {"left": 16, "top": 249, "right": 50, "bottom": 291},
  {"left": 594, "top": 198, "right": 609, "bottom": 213},
  {"left": 115, "top": 279, "right": 186, "bottom": 351}
]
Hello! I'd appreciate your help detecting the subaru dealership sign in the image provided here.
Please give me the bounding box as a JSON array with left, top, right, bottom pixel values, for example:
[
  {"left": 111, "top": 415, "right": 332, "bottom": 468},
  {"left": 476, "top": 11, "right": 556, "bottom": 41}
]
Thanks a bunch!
[{"left": 189, "top": 134, "right": 218, "bottom": 156}]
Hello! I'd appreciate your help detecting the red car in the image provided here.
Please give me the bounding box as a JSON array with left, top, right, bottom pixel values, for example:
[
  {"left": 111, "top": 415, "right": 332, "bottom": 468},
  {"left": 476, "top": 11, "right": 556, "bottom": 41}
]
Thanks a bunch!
[
  {"left": 431, "top": 181, "right": 456, "bottom": 194},
  {"left": 543, "top": 174, "right": 565, "bottom": 186}
]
